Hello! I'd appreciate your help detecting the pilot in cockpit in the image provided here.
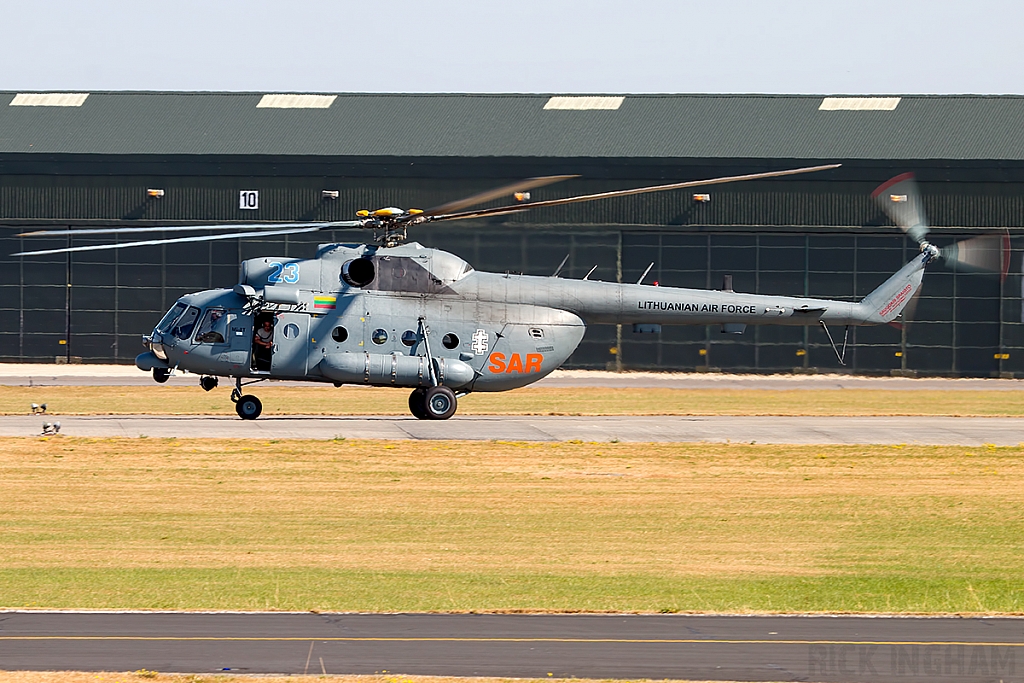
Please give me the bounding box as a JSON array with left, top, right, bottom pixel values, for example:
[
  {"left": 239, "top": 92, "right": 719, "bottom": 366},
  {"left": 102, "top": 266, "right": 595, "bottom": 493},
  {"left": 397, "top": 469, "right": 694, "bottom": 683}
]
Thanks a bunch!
[{"left": 194, "top": 309, "right": 226, "bottom": 344}]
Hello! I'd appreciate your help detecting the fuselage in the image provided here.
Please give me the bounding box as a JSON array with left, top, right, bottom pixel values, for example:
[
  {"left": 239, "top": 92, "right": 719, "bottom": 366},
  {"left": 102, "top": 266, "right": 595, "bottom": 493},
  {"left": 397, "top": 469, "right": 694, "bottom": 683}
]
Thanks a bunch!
[{"left": 138, "top": 242, "right": 925, "bottom": 391}]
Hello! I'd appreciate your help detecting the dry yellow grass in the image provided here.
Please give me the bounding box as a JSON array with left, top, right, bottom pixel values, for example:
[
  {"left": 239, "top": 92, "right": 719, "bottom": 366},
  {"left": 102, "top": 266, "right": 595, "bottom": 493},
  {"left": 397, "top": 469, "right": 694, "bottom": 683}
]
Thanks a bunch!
[
  {"left": 1, "top": 437, "right": 1023, "bottom": 612},
  {"left": 0, "top": 675, "right": 736, "bottom": 683},
  {"left": 3, "top": 385, "right": 1024, "bottom": 416}
]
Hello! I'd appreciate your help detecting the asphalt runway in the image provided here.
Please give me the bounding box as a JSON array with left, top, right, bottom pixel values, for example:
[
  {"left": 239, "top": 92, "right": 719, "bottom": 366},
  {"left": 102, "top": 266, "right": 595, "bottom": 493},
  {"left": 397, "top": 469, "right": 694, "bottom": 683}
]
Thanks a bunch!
[
  {"left": 2, "top": 413, "right": 1022, "bottom": 445},
  {"left": 1, "top": 611, "right": 1021, "bottom": 681}
]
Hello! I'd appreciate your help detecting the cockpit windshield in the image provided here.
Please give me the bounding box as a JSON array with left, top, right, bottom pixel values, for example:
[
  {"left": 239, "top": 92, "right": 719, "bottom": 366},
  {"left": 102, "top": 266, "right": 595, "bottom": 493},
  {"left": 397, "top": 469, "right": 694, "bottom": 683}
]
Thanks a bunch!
[
  {"left": 157, "top": 302, "right": 188, "bottom": 332},
  {"left": 172, "top": 306, "right": 201, "bottom": 340}
]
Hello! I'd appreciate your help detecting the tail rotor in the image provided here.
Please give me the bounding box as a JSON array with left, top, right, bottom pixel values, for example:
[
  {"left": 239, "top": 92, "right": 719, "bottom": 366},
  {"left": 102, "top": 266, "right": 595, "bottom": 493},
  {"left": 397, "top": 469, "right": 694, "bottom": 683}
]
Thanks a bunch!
[
  {"left": 872, "top": 173, "right": 1010, "bottom": 330},
  {"left": 872, "top": 173, "right": 1009, "bottom": 281}
]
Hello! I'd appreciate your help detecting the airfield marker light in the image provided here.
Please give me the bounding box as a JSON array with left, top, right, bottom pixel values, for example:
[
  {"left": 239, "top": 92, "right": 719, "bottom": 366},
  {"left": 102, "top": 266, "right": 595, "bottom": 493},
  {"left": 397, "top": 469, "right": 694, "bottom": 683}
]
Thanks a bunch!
[
  {"left": 408, "top": 209, "right": 423, "bottom": 215},
  {"left": 693, "top": 193, "right": 711, "bottom": 202},
  {"left": 356, "top": 210, "right": 370, "bottom": 217},
  {"left": 514, "top": 192, "right": 531, "bottom": 202},
  {"left": 890, "top": 194, "right": 908, "bottom": 203},
  {"left": 321, "top": 190, "right": 340, "bottom": 200},
  {"left": 147, "top": 189, "right": 165, "bottom": 198},
  {"left": 796, "top": 349, "right": 807, "bottom": 356}
]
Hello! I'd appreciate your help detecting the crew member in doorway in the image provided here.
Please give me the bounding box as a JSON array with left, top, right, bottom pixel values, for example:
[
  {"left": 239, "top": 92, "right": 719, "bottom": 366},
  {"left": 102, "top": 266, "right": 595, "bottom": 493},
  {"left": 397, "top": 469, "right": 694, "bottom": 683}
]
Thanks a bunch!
[{"left": 253, "top": 319, "right": 274, "bottom": 370}]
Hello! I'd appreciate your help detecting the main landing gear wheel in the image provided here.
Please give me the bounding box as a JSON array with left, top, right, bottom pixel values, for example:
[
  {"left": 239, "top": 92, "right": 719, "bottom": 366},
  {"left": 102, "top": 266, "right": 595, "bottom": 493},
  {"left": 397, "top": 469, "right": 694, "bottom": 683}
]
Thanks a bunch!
[
  {"left": 424, "top": 385, "right": 457, "bottom": 420},
  {"left": 235, "top": 394, "right": 263, "bottom": 420},
  {"left": 409, "top": 388, "right": 428, "bottom": 420},
  {"left": 153, "top": 368, "right": 170, "bottom": 383}
]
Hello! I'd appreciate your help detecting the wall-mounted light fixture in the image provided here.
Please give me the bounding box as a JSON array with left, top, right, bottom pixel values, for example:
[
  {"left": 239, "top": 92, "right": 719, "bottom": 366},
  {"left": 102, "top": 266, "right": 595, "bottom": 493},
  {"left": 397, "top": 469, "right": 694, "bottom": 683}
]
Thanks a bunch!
[
  {"left": 147, "top": 189, "right": 165, "bottom": 198},
  {"left": 322, "top": 190, "right": 340, "bottom": 200},
  {"left": 693, "top": 193, "right": 711, "bottom": 202}
]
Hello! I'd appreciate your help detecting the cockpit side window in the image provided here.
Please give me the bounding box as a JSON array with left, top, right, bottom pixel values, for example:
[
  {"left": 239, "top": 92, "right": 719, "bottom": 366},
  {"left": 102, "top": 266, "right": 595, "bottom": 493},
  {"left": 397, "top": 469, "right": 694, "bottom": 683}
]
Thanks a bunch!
[
  {"left": 172, "top": 306, "right": 201, "bottom": 340},
  {"left": 194, "top": 308, "right": 230, "bottom": 344},
  {"left": 157, "top": 302, "right": 188, "bottom": 332}
]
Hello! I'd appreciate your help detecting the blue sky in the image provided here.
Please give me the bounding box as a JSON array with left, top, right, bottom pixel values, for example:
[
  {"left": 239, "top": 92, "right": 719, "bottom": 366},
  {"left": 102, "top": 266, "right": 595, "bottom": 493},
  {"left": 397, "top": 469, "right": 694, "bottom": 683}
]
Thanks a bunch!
[{"left": 2, "top": 0, "right": 1021, "bottom": 93}]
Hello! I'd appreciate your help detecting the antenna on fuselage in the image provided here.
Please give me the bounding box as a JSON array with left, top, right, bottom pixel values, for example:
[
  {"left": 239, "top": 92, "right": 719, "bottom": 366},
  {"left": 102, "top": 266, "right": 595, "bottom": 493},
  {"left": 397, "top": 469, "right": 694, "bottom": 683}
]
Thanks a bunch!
[
  {"left": 583, "top": 265, "right": 598, "bottom": 280},
  {"left": 551, "top": 253, "right": 570, "bottom": 278},
  {"left": 636, "top": 262, "right": 654, "bottom": 285}
]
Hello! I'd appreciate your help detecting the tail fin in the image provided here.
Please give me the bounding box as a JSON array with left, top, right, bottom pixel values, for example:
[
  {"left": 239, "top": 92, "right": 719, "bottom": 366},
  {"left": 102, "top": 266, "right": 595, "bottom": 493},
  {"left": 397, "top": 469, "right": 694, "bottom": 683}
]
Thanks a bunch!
[{"left": 856, "top": 253, "right": 928, "bottom": 324}]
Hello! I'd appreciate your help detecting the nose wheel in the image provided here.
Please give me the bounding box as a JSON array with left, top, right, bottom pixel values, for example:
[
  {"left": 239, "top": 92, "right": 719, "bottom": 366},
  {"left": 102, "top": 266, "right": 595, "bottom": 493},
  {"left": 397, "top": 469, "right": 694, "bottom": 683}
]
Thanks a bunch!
[
  {"left": 409, "top": 385, "right": 457, "bottom": 420},
  {"left": 231, "top": 386, "right": 263, "bottom": 420}
]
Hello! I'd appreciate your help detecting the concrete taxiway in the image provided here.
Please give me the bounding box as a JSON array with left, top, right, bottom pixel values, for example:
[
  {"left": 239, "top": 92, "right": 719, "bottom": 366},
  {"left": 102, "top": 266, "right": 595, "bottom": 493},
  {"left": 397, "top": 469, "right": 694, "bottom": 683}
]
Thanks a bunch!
[
  {"left": 3, "top": 413, "right": 1022, "bottom": 445},
  {"left": 1, "top": 611, "right": 1021, "bottom": 681}
]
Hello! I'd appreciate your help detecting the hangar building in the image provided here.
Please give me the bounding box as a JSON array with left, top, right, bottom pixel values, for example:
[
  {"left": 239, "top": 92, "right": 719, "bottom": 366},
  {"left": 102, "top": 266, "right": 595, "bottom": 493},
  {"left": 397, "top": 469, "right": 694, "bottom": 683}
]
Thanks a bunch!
[{"left": 2, "top": 92, "right": 1024, "bottom": 376}]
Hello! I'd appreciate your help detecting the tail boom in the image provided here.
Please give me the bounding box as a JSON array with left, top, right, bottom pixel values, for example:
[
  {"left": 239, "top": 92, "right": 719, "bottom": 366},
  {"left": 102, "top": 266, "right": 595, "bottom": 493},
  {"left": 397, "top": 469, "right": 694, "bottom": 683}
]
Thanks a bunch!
[{"left": 853, "top": 252, "right": 928, "bottom": 324}]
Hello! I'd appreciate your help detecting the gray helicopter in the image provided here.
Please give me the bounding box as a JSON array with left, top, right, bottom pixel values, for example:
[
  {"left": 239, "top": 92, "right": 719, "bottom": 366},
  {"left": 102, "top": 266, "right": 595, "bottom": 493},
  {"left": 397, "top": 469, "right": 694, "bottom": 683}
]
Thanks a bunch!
[{"left": 13, "top": 167, "right": 1004, "bottom": 420}]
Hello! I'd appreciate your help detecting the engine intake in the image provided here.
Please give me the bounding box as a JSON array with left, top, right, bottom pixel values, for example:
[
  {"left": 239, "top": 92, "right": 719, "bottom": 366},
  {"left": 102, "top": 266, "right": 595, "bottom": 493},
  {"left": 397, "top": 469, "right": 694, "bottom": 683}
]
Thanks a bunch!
[{"left": 342, "top": 258, "right": 375, "bottom": 287}]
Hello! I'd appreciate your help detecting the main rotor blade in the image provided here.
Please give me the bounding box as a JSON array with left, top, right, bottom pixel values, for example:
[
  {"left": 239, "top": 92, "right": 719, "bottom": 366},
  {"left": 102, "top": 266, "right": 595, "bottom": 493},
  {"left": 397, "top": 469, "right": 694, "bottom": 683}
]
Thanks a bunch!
[
  {"left": 10, "top": 225, "right": 349, "bottom": 257},
  {"left": 427, "top": 164, "right": 841, "bottom": 222},
  {"left": 16, "top": 221, "right": 362, "bottom": 238},
  {"left": 938, "top": 232, "right": 1011, "bottom": 281},
  {"left": 871, "top": 173, "right": 930, "bottom": 244},
  {"left": 419, "top": 175, "right": 579, "bottom": 217}
]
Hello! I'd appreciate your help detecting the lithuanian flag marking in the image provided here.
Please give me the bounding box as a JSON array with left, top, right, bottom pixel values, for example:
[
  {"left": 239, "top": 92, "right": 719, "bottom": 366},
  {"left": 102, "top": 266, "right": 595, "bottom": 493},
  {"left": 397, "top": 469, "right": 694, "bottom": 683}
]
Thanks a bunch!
[{"left": 313, "top": 295, "right": 337, "bottom": 310}]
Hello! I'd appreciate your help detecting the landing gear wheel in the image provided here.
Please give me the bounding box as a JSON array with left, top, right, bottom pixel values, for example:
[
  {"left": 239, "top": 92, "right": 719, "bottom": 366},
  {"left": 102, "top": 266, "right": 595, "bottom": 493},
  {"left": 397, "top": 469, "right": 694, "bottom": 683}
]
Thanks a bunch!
[
  {"left": 409, "top": 388, "right": 428, "bottom": 420},
  {"left": 424, "top": 385, "right": 457, "bottom": 420},
  {"left": 153, "top": 368, "right": 171, "bottom": 384},
  {"left": 235, "top": 394, "right": 263, "bottom": 420}
]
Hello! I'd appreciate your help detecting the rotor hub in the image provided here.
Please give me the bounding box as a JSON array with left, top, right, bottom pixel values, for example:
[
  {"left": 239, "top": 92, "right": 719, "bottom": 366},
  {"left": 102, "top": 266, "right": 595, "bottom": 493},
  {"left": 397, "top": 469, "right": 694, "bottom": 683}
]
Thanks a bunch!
[{"left": 920, "top": 241, "right": 940, "bottom": 262}]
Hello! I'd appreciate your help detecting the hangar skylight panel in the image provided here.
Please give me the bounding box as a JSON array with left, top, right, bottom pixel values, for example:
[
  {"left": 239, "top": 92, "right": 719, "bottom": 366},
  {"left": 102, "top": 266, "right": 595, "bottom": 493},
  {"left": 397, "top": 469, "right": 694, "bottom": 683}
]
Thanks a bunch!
[
  {"left": 256, "top": 94, "right": 337, "bottom": 109},
  {"left": 819, "top": 97, "right": 901, "bottom": 111},
  {"left": 9, "top": 93, "right": 89, "bottom": 107},
  {"left": 543, "top": 96, "right": 625, "bottom": 110}
]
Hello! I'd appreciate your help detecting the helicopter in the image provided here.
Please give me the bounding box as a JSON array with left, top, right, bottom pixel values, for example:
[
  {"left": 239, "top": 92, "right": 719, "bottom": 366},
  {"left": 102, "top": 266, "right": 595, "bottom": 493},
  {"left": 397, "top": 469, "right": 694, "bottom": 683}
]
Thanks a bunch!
[{"left": 12, "top": 166, "right": 1005, "bottom": 420}]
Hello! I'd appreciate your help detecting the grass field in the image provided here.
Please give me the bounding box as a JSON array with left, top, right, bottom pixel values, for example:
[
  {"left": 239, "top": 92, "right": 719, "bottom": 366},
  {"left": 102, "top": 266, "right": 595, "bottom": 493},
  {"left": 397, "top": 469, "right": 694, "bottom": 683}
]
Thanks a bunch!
[
  {"left": 3, "top": 385, "right": 1024, "bottom": 416},
  {"left": 2, "top": 437, "right": 1023, "bottom": 613}
]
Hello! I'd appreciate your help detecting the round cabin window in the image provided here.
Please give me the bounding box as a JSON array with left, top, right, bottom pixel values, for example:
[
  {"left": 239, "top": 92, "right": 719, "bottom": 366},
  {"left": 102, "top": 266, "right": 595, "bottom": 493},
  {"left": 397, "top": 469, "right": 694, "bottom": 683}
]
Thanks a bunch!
[
  {"left": 401, "top": 330, "right": 417, "bottom": 346},
  {"left": 331, "top": 326, "right": 348, "bottom": 342},
  {"left": 283, "top": 323, "right": 300, "bottom": 339},
  {"left": 442, "top": 333, "right": 459, "bottom": 349},
  {"left": 371, "top": 328, "right": 388, "bottom": 345}
]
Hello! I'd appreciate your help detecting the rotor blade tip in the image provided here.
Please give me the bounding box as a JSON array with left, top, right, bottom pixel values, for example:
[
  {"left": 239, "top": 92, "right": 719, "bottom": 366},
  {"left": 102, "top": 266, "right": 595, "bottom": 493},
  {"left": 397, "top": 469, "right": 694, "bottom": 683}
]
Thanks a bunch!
[{"left": 871, "top": 172, "right": 916, "bottom": 198}]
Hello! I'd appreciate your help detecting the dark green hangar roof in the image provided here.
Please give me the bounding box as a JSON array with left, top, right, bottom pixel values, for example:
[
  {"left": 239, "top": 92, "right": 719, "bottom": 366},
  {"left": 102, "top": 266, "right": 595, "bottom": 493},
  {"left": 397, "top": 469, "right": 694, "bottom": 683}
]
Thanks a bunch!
[{"left": 2, "top": 92, "right": 1024, "bottom": 160}]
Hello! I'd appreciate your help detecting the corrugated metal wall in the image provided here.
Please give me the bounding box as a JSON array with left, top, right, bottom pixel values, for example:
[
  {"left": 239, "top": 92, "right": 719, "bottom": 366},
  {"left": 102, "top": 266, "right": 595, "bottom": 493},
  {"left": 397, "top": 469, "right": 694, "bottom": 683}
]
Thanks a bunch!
[
  {"left": 5, "top": 174, "right": 1024, "bottom": 228},
  {"left": 2, "top": 163, "right": 1023, "bottom": 376}
]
